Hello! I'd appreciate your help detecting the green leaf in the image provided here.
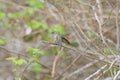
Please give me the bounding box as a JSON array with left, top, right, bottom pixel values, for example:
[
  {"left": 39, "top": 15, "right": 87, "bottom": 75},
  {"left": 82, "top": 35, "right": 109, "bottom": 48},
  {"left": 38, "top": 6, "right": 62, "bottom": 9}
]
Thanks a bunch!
[
  {"left": 8, "top": 9, "right": 36, "bottom": 18},
  {"left": 49, "top": 25, "right": 65, "bottom": 35},
  {"left": 26, "top": 0, "right": 45, "bottom": 9},
  {"left": 0, "top": 11, "right": 5, "bottom": 19},
  {"left": 26, "top": 47, "right": 45, "bottom": 55},
  {"left": 26, "top": 47, "right": 34, "bottom": 53},
  {"left": 26, "top": 47, "right": 45, "bottom": 62},
  {"left": 30, "top": 63, "right": 42, "bottom": 73},
  {"left": 28, "top": 20, "right": 48, "bottom": 29},
  {"left": 70, "top": 42, "right": 79, "bottom": 47},
  {"left": 26, "top": 8, "right": 36, "bottom": 15},
  {"left": 39, "top": 22, "right": 48, "bottom": 29},
  {"left": 6, "top": 57, "right": 26, "bottom": 66},
  {"left": 17, "top": 9, "right": 36, "bottom": 17},
  {"left": 32, "top": 48, "right": 41, "bottom": 54},
  {"left": 6, "top": 57, "right": 17, "bottom": 61},
  {"left": 38, "top": 50, "right": 45, "bottom": 55},
  {"left": 0, "top": 38, "right": 6, "bottom": 45},
  {"left": 7, "top": 13, "right": 17, "bottom": 18},
  {"left": 29, "top": 55, "right": 38, "bottom": 62},
  {"left": 15, "top": 59, "right": 27, "bottom": 65}
]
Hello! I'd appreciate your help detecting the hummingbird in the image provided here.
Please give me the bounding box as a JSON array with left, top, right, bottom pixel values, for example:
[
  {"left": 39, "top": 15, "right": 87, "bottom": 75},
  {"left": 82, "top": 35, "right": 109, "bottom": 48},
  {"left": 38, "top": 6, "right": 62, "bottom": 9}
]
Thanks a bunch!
[{"left": 51, "top": 32, "right": 70, "bottom": 46}]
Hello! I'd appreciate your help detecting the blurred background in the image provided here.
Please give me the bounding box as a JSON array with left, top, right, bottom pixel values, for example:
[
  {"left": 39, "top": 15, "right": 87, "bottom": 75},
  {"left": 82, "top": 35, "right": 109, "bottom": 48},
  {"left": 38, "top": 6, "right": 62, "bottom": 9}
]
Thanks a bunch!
[{"left": 0, "top": 0, "right": 120, "bottom": 80}]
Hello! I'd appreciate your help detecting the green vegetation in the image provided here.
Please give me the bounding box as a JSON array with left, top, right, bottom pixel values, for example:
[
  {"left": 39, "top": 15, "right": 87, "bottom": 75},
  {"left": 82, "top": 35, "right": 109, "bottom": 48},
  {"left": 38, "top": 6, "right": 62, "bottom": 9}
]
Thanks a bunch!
[
  {"left": 0, "top": 0, "right": 119, "bottom": 80},
  {"left": 26, "top": 0, "right": 45, "bottom": 10},
  {"left": 6, "top": 56, "right": 26, "bottom": 66},
  {"left": 0, "top": 38, "right": 6, "bottom": 45},
  {"left": 0, "top": 11, "right": 5, "bottom": 19}
]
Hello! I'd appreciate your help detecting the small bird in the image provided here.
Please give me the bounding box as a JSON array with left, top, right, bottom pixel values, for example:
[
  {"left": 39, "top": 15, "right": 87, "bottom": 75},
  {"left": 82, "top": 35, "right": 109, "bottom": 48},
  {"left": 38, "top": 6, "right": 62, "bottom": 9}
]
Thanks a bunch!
[{"left": 51, "top": 32, "right": 70, "bottom": 46}]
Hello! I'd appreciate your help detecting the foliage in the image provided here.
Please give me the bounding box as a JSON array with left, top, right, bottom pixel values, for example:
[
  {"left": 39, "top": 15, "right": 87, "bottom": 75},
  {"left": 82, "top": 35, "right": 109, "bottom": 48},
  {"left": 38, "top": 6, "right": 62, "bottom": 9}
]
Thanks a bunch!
[
  {"left": 49, "top": 25, "right": 65, "bottom": 35},
  {"left": 110, "top": 67, "right": 119, "bottom": 76},
  {"left": 0, "top": 38, "right": 7, "bottom": 45},
  {"left": 6, "top": 56, "right": 27, "bottom": 66},
  {"left": 2, "top": 0, "right": 66, "bottom": 79},
  {"left": 0, "top": 11, "right": 5, "bottom": 19},
  {"left": 26, "top": 47, "right": 46, "bottom": 73},
  {"left": 1, "top": 0, "right": 120, "bottom": 80},
  {"left": 26, "top": 47, "right": 45, "bottom": 62},
  {"left": 30, "top": 63, "right": 42, "bottom": 73},
  {"left": 70, "top": 42, "right": 79, "bottom": 47},
  {"left": 27, "top": 20, "right": 48, "bottom": 29},
  {"left": 26, "top": 47, "right": 45, "bottom": 55},
  {"left": 26, "top": 0, "right": 45, "bottom": 10},
  {"left": 8, "top": 9, "right": 36, "bottom": 18}
]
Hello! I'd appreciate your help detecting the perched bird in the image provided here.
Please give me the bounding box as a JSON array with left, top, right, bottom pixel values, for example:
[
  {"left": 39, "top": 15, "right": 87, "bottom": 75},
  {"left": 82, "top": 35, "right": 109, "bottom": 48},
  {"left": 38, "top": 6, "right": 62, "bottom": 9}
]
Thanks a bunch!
[{"left": 51, "top": 32, "right": 70, "bottom": 46}]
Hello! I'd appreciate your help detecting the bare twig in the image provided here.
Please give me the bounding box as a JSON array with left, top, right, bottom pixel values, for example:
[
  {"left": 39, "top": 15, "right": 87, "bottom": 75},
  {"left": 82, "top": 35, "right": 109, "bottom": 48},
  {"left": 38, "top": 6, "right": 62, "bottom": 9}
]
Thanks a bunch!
[
  {"left": 96, "top": 59, "right": 117, "bottom": 80},
  {"left": 67, "top": 60, "right": 99, "bottom": 79},
  {"left": 113, "top": 70, "right": 120, "bottom": 80},
  {"left": 116, "top": 0, "right": 120, "bottom": 49},
  {"left": 55, "top": 54, "right": 82, "bottom": 80},
  {"left": 20, "top": 62, "right": 33, "bottom": 80},
  {"left": 96, "top": 0, "right": 103, "bottom": 23},
  {"left": 92, "top": 5, "right": 105, "bottom": 43},
  {"left": 51, "top": 47, "right": 64, "bottom": 79},
  {"left": 85, "top": 64, "right": 108, "bottom": 80}
]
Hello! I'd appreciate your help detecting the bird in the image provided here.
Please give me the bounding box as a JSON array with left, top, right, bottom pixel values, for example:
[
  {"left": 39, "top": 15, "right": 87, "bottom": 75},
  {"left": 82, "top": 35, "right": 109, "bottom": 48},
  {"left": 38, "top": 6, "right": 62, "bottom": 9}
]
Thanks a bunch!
[{"left": 51, "top": 32, "right": 70, "bottom": 46}]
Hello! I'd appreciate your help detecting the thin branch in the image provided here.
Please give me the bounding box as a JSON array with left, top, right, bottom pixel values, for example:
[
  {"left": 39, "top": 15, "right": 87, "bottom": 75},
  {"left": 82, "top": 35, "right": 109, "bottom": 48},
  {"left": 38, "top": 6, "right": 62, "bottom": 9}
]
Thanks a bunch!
[
  {"left": 96, "top": 59, "right": 117, "bottom": 80},
  {"left": 113, "top": 70, "right": 120, "bottom": 80},
  {"left": 55, "top": 54, "right": 82, "bottom": 80},
  {"left": 116, "top": 0, "right": 120, "bottom": 49},
  {"left": 92, "top": 6, "right": 105, "bottom": 43},
  {"left": 67, "top": 60, "right": 99, "bottom": 79},
  {"left": 51, "top": 47, "right": 64, "bottom": 79},
  {"left": 96, "top": 0, "right": 103, "bottom": 23},
  {"left": 20, "top": 62, "right": 33, "bottom": 80},
  {"left": 85, "top": 64, "right": 108, "bottom": 80}
]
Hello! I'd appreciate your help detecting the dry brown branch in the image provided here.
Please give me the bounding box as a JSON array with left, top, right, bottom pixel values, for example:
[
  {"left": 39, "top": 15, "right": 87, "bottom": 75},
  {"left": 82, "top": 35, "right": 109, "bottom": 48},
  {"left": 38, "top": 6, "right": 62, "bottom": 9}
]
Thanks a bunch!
[
  {"left": 51, "top": 47, "right": 64, "bottom": 79},
  {"left": 67, "top": 60, "right": 99, "bottom": 79},
  {"left": 55, "top": 52, "right": 82, "bottom": 80},
  {"left": 20, "top": 62, "right": 33, "bottom": 80},
  {"left": 96, "top": 59, "right": 117, "bottom": 80},
  {"left": 115, "top": 0, "right": 120, "bottom": 49},
  {"left": 85, "top": 64, "right": 108, "bottom": 80}
]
